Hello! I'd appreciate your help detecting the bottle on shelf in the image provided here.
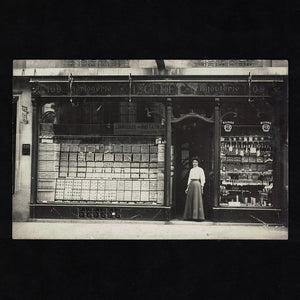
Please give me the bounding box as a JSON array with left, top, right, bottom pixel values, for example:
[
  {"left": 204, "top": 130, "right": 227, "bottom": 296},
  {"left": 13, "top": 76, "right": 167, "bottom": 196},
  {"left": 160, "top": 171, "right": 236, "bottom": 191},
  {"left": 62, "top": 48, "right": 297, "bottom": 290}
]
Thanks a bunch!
[
  {"left": 256, "top": 143, "right": 261, "bottom": 157},
  {"left": 235, "top": 141, "right": 239, "bottom": 155},
  {"left": 229, "top": 138, "right": 233, "bottom": 153},
  {"left": 260, "top": 142, "right": 265, "bottom": 156},
  {"left": 240, "top": 142, "right": 244, "bottom": 156},
  {"left": 244, "top": 142, "right": 248, "bottom": 155}
]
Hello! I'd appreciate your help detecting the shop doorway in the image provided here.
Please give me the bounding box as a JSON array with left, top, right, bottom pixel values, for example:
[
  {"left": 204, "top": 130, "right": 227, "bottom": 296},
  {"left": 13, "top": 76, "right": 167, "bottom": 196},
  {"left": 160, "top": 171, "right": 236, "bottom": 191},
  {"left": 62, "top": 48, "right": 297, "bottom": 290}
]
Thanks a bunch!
[{"left": 173, "top": 118, "right": 214, "bottom": 220}]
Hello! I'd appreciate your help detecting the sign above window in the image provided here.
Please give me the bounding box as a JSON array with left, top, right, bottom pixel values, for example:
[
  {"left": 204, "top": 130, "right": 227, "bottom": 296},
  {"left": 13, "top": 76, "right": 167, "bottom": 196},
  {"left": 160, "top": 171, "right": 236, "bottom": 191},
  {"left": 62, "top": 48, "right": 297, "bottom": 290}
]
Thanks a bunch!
[
  {"left": 114, "top": 123, "right": 165, "bottom": 135},
  {"left": 31, "top": 80, "right": 282, "bottom": 98}
]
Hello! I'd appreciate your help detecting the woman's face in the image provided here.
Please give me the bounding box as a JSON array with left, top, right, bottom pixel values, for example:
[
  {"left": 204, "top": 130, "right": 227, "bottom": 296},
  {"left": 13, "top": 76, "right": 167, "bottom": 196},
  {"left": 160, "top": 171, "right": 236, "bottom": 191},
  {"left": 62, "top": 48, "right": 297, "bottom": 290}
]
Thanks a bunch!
[{"left": 192, "top": 160, "right": 199, "bottom": 168}]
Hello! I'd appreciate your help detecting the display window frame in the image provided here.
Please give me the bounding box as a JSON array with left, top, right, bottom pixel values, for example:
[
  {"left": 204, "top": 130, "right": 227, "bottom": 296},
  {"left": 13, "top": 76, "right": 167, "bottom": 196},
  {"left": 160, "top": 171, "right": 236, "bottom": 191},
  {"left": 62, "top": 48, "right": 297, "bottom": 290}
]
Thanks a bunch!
[
  {"left": 218, "top": 99, "right": 277, "bottom": 209},
  {"left": 34, "top": 98, "right": 168, "bottom": 206}
]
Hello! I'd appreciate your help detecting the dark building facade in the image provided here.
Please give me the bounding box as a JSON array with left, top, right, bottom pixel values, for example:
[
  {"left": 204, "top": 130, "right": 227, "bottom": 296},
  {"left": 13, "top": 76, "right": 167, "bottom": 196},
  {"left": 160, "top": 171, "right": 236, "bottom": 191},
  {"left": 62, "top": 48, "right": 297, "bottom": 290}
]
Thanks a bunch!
[{"left": 13, "top": 60, "right": 288, "bottom": 224}]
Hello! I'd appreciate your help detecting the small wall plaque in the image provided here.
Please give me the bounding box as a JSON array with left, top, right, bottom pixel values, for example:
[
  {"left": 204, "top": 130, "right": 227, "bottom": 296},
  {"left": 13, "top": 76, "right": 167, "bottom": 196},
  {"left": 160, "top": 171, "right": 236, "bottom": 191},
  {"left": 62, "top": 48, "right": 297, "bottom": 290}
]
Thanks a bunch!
[{"left": 22, "top": 144, "right": 30, "bottom": 155}]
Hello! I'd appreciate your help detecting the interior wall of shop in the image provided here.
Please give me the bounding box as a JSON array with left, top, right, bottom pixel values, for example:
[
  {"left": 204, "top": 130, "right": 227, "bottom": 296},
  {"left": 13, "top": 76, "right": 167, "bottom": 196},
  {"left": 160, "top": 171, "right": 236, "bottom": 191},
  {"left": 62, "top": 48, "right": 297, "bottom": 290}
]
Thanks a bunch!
[{"left": 13, "top": 79, "right": 32, "bottom": 221}]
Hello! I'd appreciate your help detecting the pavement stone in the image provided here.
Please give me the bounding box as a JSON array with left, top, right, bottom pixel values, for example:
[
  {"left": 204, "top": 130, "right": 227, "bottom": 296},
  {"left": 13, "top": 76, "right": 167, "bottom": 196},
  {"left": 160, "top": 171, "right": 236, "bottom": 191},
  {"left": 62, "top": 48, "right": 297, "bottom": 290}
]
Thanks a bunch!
[{"left": 12, "top": 220, "right": 288, "bottom": 240}]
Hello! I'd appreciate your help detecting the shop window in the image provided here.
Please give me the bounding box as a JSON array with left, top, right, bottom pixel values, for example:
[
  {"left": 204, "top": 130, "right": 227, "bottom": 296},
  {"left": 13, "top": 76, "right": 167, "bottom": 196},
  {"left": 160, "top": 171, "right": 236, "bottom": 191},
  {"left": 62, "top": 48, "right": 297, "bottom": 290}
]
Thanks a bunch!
[
  {"left": 137, "top": 103, "right": 154, "bottom": 122},
  {"left": 119, "top": 101, "right": 165, "bottom": 125},
  {"left": 40, "top": 100, "right": 121, "bottom": 136},
  {"left": 120, "top": 102, "right": 137, "bottom": 123},
  {"left": 219, "top": 101, "right": 274, "bottom": 208},
  {"left": 36, "top": 99, "right": 166, "bottom": 206}
]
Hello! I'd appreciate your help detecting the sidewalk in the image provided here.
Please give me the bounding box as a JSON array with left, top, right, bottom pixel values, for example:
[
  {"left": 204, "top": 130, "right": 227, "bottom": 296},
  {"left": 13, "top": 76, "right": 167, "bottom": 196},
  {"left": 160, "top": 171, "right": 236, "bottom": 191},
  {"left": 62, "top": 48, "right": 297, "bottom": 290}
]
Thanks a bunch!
[{"left": 12, "top": 219, "right": 288, "bottom": 240}]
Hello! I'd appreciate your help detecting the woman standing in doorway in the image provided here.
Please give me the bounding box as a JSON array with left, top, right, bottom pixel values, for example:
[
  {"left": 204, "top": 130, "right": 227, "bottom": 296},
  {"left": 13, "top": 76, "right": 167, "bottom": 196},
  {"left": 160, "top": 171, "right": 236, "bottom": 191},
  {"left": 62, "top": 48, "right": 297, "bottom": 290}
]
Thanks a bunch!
[{"left": 183, "top": 157, "right": 206, "bottom": 221}]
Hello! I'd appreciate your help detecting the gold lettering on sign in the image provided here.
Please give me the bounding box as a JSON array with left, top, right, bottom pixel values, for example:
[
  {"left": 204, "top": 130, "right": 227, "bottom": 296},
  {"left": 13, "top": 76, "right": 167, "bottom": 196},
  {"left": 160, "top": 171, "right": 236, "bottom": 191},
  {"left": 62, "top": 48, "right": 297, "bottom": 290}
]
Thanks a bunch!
[
  {"left": 37, "top": 81, "right": 271, "bottom": 97},
  {"left": 47, "top": 84, "right": 62, "bottom": 93},
  {"left": 253, "top": 85, "right": 265, "bottom": 94}
]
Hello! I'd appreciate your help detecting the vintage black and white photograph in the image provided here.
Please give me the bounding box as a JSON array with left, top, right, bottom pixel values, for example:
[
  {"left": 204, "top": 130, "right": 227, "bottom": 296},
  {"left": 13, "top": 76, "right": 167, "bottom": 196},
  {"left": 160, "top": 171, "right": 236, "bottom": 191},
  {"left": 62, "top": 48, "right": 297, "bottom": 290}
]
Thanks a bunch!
[{"left": 12, "top": 59, "right": 288, "bottom": 239}]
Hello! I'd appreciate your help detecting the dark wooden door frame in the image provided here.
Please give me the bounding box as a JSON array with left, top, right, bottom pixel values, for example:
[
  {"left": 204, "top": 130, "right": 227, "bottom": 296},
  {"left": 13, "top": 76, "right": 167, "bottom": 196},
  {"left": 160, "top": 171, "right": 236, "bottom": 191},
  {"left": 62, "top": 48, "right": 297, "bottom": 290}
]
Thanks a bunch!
[{"left": 170, "top": 104, "right": 217, "bottom": 215}]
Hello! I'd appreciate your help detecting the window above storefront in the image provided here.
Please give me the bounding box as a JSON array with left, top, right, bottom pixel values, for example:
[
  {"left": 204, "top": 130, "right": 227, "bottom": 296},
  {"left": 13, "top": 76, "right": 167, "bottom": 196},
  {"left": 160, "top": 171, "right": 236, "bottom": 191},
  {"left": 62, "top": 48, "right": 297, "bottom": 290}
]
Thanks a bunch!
[
  {"left": 13, "top": 59, "right": 288, "bottom": 70},
  {"left": 40, "top": 100, "right": 165, "bottom": 137}
]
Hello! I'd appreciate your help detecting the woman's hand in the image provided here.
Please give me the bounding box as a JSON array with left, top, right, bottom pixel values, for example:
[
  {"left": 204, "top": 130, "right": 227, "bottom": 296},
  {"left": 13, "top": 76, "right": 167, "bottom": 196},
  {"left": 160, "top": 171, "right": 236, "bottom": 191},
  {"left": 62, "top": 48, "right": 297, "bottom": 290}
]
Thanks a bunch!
[{"left": 185, "top": 188, "right": 188, "bottom": 194}]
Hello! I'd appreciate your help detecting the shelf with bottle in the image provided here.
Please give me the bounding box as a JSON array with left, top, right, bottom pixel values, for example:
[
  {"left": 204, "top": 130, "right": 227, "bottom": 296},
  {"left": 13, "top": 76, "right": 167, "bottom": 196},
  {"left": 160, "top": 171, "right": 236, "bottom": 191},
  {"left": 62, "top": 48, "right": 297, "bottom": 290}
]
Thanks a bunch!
[
  {"left": 220, "top": 175, "right": 273, "bottom": 186},
  {"left": 219, "top": 203, "right": 273, "bottom": 208},
  {"left": 221, "top": 181, "right": 270, "bottom": 186},
  {"left": 220, "top": 171, "right": 273, "bottom": 179},
  {"left": 219, "top": 186, "right": 273, "bottom": 208},
  {"left": 220, "top": 135, "right": 273, "bottom": 158},
  {"left": 220, "top": 158, "right": 273, "bottom": 164},
  {"left": 220, "top": 135, "right": 272, "bottom": 142},
  {"left": 220, "top": 170, "right": 273, "bottom": 174},
  {"left": 221, "top": 162, "right": 272, "bottom": 172}
]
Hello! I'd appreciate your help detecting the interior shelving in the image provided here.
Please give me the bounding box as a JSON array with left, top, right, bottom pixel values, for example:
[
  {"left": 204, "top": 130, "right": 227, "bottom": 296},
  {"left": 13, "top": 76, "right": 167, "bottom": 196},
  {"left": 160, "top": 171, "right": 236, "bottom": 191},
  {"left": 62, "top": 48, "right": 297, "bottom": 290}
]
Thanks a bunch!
[{"left": 219, "top": 133, "right": 273, "bottom": 208}]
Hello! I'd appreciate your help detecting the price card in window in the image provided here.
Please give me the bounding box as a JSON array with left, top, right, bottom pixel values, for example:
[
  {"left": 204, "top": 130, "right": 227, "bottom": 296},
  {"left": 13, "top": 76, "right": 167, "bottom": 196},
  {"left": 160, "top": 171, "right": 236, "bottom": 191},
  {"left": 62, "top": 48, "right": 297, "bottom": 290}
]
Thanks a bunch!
[
  {"left": 250, "top": 147, "right": 256, "bottom": 154},
  {"left": 97, "top": 191, "right": 105, "bottom": 200},
  {"left": 132, "top": 181, "right": 141, "bottom": 190},
  {"left": 117, "top": 191, "right": 124, "bottom": 201}
]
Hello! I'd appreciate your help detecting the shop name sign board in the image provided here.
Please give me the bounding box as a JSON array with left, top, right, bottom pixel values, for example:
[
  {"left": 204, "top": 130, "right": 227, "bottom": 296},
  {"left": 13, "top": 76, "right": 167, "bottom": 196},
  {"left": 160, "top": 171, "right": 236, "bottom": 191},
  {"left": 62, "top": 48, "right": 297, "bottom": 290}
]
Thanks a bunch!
[
  {"left": 36, "top": 82, "right": 128, "bottom": 96},
  {"left": 33, "top": 81, "right": 278, "bottom": 97},
  {"left": 132, "top": 82, "right": 268, "bottom": 96},
  {"left": 114, "top": 123, "right": 165, "bottom": 135}
]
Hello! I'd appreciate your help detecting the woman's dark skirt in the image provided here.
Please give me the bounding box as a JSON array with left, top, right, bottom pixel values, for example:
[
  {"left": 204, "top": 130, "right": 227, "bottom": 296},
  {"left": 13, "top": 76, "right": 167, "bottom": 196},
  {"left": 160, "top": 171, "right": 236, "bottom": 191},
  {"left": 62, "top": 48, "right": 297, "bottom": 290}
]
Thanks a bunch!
[{"left": 183, "top": 180, "right": 205, "bottom": 221}]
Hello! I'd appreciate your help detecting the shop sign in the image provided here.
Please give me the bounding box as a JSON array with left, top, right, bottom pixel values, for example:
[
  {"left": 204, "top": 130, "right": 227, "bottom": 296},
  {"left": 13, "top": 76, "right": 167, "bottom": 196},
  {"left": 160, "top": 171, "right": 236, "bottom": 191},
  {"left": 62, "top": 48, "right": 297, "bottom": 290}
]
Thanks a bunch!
[
  {"left": 22, "top": 105, "right": 29, "bottom": 124},
  {"left": 33, "top": 81, "right": 277, "bottom": 97},
  {"left": 261, "top": 121, "right": 271, "bottom": 132},
  {"left": 132, "top": 82, "right": 267, "bottom": 96},
  {"left": 114, "top": 123, "right": 165, "bottom": 135},
  {"left": 36, "top": 82, "right": 129, "bottom": 96},
  {"left": 223, "top": 121, "right": 234, "bottom": 132},
  {"left": 22, "top": 144, "right": 30, "bottom": 155}
]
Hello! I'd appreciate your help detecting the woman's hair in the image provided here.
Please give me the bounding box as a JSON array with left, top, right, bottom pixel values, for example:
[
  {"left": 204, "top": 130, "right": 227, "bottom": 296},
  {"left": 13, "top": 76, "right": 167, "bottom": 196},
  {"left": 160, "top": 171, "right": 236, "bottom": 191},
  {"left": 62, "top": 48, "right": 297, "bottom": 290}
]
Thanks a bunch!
[{"left": 191, "top": 157, "right": 199, "bottom": 163}]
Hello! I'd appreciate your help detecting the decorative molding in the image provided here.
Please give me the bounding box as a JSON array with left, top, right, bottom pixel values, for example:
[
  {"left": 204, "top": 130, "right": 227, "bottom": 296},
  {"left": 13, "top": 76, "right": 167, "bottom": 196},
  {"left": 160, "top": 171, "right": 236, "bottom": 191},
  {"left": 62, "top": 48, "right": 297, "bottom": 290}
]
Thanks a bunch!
[
  {"left": 220, "top": 111, "right": 238, "bottom": 122},
  {"left": 171, "top": 112, "right": 214, "bottom": 124}
]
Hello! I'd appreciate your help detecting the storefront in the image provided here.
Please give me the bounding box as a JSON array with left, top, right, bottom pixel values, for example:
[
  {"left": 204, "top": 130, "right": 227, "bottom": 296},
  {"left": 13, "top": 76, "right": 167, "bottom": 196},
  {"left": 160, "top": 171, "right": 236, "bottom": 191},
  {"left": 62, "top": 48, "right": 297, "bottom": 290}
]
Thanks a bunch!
[{"left": 14, "top": 69, "right": 288, "bottom": 223}]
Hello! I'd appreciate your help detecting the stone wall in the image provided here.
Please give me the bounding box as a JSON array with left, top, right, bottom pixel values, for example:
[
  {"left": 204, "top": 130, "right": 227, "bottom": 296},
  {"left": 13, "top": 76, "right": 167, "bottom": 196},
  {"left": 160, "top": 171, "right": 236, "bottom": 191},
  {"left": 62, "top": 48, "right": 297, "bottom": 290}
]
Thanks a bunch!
[{"left": 13, "top": 79, "right": 32, "bottom": 221}]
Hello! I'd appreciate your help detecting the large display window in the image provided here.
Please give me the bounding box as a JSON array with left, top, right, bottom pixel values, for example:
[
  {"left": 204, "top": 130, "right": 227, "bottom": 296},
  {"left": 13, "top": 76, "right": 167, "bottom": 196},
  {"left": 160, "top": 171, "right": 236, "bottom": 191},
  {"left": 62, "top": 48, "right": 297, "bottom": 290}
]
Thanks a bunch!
[
  {"left": 219, "top": 101, "right": 274, "bottom": 208},
  {"left": 37, "top": 99, "right": 166, "bottom": 205}
]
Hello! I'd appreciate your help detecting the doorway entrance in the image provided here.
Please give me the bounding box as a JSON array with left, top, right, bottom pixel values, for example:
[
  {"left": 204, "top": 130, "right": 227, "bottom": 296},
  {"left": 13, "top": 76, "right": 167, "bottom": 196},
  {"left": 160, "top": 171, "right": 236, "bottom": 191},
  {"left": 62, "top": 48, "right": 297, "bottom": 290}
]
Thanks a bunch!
[{"left": 173, "top": 118, "right": 214, "bottom": 220}]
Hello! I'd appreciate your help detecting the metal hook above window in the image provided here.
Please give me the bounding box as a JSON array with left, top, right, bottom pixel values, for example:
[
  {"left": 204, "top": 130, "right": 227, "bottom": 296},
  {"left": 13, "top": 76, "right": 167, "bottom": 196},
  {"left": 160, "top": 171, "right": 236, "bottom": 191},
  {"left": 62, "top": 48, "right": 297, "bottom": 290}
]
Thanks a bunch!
[
  {"left": 248, "top": 72, "right": 253, "bottom": 102},
  {"left": 129, "top": 73, "right": 132, "bottom": 103},
  {"left": 68, "top": 73, "right": 73, "bottom": 104}
]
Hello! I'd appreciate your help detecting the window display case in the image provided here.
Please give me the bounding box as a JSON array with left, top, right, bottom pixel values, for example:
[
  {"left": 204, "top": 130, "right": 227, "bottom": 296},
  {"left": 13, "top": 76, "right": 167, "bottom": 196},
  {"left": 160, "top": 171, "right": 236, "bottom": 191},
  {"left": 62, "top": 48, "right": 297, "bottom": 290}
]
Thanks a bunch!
[
  {"left": 36, "top": 100, "right": 166, "bottom": 206},
  {"left": 37, "top": 136, "right": 165, "bottom": 205},
  {"left": 219, "top": 132, "right": 273, "bottom": 208}
]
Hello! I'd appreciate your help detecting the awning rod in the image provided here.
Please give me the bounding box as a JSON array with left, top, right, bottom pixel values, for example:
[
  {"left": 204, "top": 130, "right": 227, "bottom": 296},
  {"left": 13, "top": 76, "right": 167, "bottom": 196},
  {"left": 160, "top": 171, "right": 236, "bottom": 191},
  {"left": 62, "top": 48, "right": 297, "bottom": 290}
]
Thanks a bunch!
[{"left": 29, "top": 79, "right": 284, "bottom": 83}]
